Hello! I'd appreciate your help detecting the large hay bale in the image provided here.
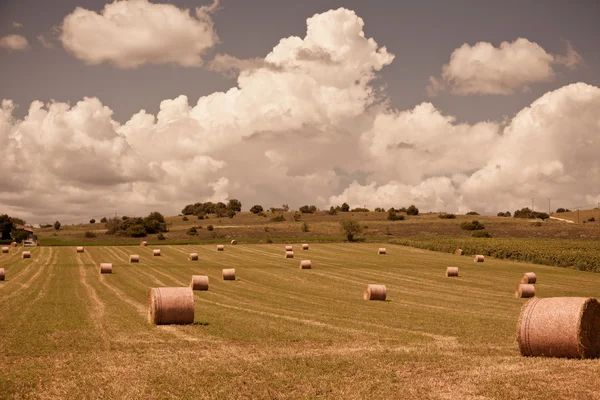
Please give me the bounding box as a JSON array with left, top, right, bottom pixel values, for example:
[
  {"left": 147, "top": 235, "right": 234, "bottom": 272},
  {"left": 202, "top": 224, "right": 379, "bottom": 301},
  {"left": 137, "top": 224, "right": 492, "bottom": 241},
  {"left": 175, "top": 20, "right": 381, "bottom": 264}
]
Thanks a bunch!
[
  {"left": 190, "top": 275, "right": 209, "bottom": 290},
  {"left": 454, "top": 249, "right": 463, "bottom": 255},
  {"left": 446, "top": 267, "right": 459, "bottom": 277},
  {"left": 515, "top": 284, "right": 535, "bottom": 298},
  {"left": 521, "top": 272, "right": 537, "bottom": 284},
  {"left": 129, "top": 254, "right": 140, "bottom": 263},
  {"left": 222, "top": 268, "right": 236, "bottom": 280},
  {"left": 0, "top": 268, "right": 4, "bottom": 281},
  {"left": 285, "top": 245, "right": 293, "bottom": 251},
  {"left": 302, "top": 244, "right": 309, "bottom": 250},
  {"left": 217, "top": 245, "right": 224, "bottom": 251},
  {"left": 474, "top": 255, "right": 485, "bottom": 262},
  {"left": 364, "top": 284, "right": 387, "bottom": 301},
  {"left": 22, "top": 251, "right": 30, "bottom": 259},
  {"left": 2, "top": 246, "right": 8, "bottom": 254},
  {"left": 285, "top": 251, "right": 294, "bottom": 259},
  {"left": 516, "top": 297, "right": 600, "bottom": 358},
  {"left": 140, "top": 241, "right": 148, "bottom": 247},
  {"left": 231, "top": 240, "right": 237, "bottom": 245},
  {"left": 378, "top": 248, "right": 386, "bottom": 255},
  {"left": 100, "top": 263, "right": 112, "bottom": 274},
  {"left": 148, "top": 287, "right": 195, "bottom": 325},
  {"left": 76, "top": 246, "right": 84, "bottom": 253},
  {"left": 188, "top": 253, "right": 198, "bottom": 261},
  {"left": 299, "top": 260, "right": 312, "bottom": 269},
  {"left": 153, "top": 249, "right": 161, "bottom": 256}
]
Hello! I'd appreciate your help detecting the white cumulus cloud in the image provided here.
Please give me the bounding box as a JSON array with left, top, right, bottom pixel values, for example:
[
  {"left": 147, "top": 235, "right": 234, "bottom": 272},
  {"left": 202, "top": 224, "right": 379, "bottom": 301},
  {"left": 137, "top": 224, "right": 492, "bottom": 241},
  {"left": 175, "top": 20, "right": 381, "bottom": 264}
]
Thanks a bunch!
[{"left": 0, "top": 34, "right": 29, "bottom": 51}]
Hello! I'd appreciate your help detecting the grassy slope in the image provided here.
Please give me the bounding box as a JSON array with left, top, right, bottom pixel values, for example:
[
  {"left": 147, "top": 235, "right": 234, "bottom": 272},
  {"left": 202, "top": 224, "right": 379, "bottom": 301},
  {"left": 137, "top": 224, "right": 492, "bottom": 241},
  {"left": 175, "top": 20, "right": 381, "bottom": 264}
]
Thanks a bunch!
[{"left": 1, "top": 244, "right": 600, "bottom": 399}]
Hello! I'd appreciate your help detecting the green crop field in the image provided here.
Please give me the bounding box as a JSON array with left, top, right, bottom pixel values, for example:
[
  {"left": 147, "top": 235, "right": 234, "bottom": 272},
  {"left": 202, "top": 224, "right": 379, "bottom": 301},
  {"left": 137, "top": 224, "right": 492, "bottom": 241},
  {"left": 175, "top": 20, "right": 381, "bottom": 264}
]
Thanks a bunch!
[{"left": 1, "top": 243, "right": 600, "bottom": 399}]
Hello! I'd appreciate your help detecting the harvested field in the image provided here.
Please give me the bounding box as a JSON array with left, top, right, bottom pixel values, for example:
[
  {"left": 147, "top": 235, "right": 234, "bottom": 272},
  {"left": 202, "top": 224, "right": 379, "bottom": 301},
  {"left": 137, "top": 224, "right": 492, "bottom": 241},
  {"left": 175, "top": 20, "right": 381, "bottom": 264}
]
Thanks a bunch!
[{"left": 1, "top": 243, "right": 600, "bottom": 399}]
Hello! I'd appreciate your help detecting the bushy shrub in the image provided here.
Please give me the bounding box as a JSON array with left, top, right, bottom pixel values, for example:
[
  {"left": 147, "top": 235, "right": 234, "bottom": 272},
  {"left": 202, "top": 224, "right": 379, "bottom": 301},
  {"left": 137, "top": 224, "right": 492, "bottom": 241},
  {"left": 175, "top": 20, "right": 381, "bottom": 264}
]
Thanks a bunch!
[
  {"left": 270, "top": 215, "right": 285, "bottom": 222},
  {"left": 588, "top": 217, "right": 596, "bottom": 222},
  {"left": 89, "top": 219, "right": 96, "bottom": 224},
  {"left": 157, "top": 233, "right": 166, "bottom": 240},
  {"left": 186, "top": 227, "right": 198, "bottom": 236},
  {"left": 340, "top": 219, "right": 363, "bottom": 241},
  {"left": 327, "top": 206, "right": 337, "bottom": 215},
  {"left": 301, "top": 222, "right": 309, "bottom": 232},
  {"left": 466, "top": 211, "right": 480, "bottom": 216},
  {"left": 513, "top": 208, "right": 549, "bottom": 220},
  {"left": 341, "top": 203, "right": 350, "bottom": 212},
  {"left": 293, "top": 212, "right": 302, "bottom": 222},
  {"left": 250, "top": 205, "right": 264, "bottom": 214},
  {"left": 299, "top": 205, "right": 317, "bottom": 213},
  {"left": 126, "top": 224, "right": 147, "bottom": 237},
  {"left": 387, "top": 210, "right": 405, "bottom": 221},
  {"left": 53, "top": 221, "right": 61, "bottom": 230},
  {"left": 100, "top": 217, "right": 107, "bottom": 223},
  {"left": 84, "top": 231, "right": 96, "bottom": 238},
  {"left": 460, "top": 220, "right": 485, "bottom": 230},
  {"left": 207, "top": 225, "right": 214, "bottom": 231},
  {"left": 472, "top": 231, "right": 492, "bottom": 238},
  {"left": 438, "top": 213, "right": 456, "bottom": 219},
  {"left": 497, "top": 211, "right": 511, "bottom": 217},
  {"left": 182, "top": 216, "right": 188, "bottom": 221},
  {"left": 265, "top": 234, "right": 273, "bottom": 243},
  {"left": 406, "top": 205, "right": 419, "bottom": 216}
]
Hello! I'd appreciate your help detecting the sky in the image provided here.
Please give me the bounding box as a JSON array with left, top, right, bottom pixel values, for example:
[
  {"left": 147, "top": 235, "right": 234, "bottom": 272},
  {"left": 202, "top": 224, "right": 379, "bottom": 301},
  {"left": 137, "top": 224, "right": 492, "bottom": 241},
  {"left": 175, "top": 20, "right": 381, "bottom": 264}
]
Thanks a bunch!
[{"left": 0, "top": 0, "right": 599, "bottom": 223}]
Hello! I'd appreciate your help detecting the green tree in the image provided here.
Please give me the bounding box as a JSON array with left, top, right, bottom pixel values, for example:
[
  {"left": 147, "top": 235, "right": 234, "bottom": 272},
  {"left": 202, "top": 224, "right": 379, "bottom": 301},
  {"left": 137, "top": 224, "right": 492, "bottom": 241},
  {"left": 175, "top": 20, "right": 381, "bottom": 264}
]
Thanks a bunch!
[
  {"left": 0, "top": 214, "right": 13, "bottom": 240},
  {"left": 53, "top": 221, "right": 61, "bottom": 230},
  {"left": 340, "top": 219, "right": 363, "bottom": 241},
  {"left": 227, "top": 199, "right": 242, "bottom": 212},
  {"left": 341, "top": 203, "right": 350, "bottom": 212},
  {"left": 100, "top": 217, "right": 107, "bottom": 223},
  {"left": 249, "top": 205, "right": 264, "bottom": 214},
  {"left": 406, "top": 205, "right": 419, "bottom": 216},
  {"left": 89, "top": 219, "right": 96, "bottom": 224}
]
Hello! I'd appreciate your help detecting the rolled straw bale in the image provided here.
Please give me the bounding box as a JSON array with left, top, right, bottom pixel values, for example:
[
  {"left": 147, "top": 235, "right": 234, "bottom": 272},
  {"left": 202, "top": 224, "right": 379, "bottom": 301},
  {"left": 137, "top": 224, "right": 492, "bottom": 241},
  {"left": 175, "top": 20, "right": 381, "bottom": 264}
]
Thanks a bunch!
[
  {"left": 100, "top": 263, "right": 112, "bottom": 274},
  {"left": 378, "top": 248, "right": 386, "bottom": 255},
  {"left": 521, "top": 272, "right": 537, "bottom": 284},
  {"left": 454, "top": 249, "right": 463, "bottom": 255},
  {"left": 515, "top": 284, "right": 535, "bottom": 298},
  {"left": 222, "top": 268, "right": 236, "bottom": 280},
  {"left": 446, "top": 267, "right": 459, "bottom": 277},
  {"left": 2, "top": 246, "right": 8, "bottom": 253},
  {"left": 217, "top": 245, "right": 224, "bottom": 251},
  {"left": 299, "top": 260, "right": 312, "bottom": 269},
  {"left": 148, "top": 287, "right": 194, "bottom": 325},
  {"left": 22, "top": 251, "right": 30, "bottom": 259},
  {"left": 0, "top": 268, "right": 4, "bottom": 281},
  {"left": 10, "top": 242, "right": 17, "bottom": 247},
  {"left": 231, "top": 240, "right": 237, "bottom": 245},
  {"left": 188, "top": 253, "right": 198, "bottom": 261},
  {"left": 140, "top": 241, "right": 148, "bottom": 247},
  {"left": 285, "top": 245, "right": 293, "bottom": 251},
  {"left": 153, "top": 249, "right": 161, "bottom": 256},
  {"left": 364, "top": 284, "right": 387, "bottom": 301},
  {"left": 302, "top": 244, "right": 309, "bottom": 250},
  {"left": 474, "top": 255, "right": 485, "bottom": 262},
  {"left": 516, "top": 297, "right": 600, "bottom": 358},
  {"left": 76, "top": 246, "right": 84, "bottom": 253},
  {"left": 285, "top": 251, "right": 294, "bottom": 259},
  {"left": 129, "top": 254, "right": 140, "bottom": 263},
  {"left": 190, "top": 275, "right": 209, "bottom": 290}
]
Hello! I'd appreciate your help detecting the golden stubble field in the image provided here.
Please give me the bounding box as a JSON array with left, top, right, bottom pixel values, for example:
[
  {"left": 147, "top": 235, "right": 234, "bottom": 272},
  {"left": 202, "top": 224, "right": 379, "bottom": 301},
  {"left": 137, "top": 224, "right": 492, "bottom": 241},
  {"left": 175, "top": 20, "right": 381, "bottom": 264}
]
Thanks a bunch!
[{"left": 1, "top": 243, "right": 600, "bottom": 399}]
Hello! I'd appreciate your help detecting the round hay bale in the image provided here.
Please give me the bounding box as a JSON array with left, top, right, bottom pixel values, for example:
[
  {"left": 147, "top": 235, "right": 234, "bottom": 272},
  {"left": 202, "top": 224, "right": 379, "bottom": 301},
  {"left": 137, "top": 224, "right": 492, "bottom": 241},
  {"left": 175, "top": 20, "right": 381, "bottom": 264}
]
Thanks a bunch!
[
  {"left": 285, "top": 251, "right": 294, "bottom": 259},
  {"left": 285, "top": 245, "right": 293, "bottom": 251},
  {"left": 188, "top": 253, "right": 198, "bottom": 261},
  {"left": 129, "top": 254, "right": 140, "bottom": 263},
  {"left": 446, "top": 267, "right": 459, "bottom": 277},
  {"left": 0, "top": 268, "right": 5, "bottom": 281},
  {"left": 2, "top": 246, "right": 8, "bottom": 254},
  {"left": 454, "top": 249, "right": 463, "bottom": 255},
  {"left": 516, "top": 297, "right": 600, "bottom": 358},
  {"left": 153, "top": 249, "right": 161, "bottom": 256},
  {"left": 100, "top": 263, "right": 112, "bottom": 274},
  {"left": 10, "top": 242, "right": 17, "bottom": 247},
  {"left": 22, "top": 251, "right": 30, "bottom": 259},
  {"left": 515, "top": 284, "right": 535, "bottom": 298},
  {"left": 76, "top": 246, "right": 84, "bottom": 253},
  {"left": 378, "top": 248, "right": 386, "bottom": 255},
  {"left": 222, "top": 268, "right": 236, "bottom": 280},
  {"left": 302, "top": 244, "right": 309, "bottom": 250},
  {"left": 299, "top": 260, "right": 312, "bottom": 269},
  {"left": 364, "top": 284, "right": 387, "bottom": 301},
  {"left": 521, "top": 272, "right": 537, "bottom": 284},
  {"left": 217, "top": 245, "right": 224, "bottom": 251},
  {"left": 140, "top": 241, "right": 148, "bottom": 247},
  {"left": 474, "top": 255, "right": 485, "bottom": 262},
  {"left": 190, "top": 275, "right": 209, "bottom": 290},
  {"left": 148, "top": 287, "right": 195, "bottom": 325},
  {"left": 231, "top": 240, "right": 237, "bottom": 245}
]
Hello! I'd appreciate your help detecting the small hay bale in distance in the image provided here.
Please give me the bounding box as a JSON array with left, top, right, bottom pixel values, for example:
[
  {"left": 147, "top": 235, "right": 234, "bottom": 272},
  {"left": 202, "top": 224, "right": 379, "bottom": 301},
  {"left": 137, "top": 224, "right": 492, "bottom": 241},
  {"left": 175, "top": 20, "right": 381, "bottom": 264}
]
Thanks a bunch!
[
  {"left": 299, "top": 260, "right": 312, "bottom": 269},
  {"left": 364, "top": 284, "right": 387, "bottom": 301},
  {"left": 148, "top": 287, "right": 195, "bottom": 325},
  {"left": 446, "top": 267, "right": 459, "bottom": 277},
  {"left": 521, "top": 272, "right": 537, "bottom": 284},
  {"left": 0, "top": 268, "right": 5, "bottom": 281},
  {"left": 76, "top": 246, "right": 84, "bottom": 253},
  {"left": 285, "top": 245, "right": 293, "bottom": 251},
  {"left": 188, "top": 253, "right": 198, "bottom": 261},
  {"left": 1, "top": 246, "right": 8, "bottom": 254},
  {"left": 285, "top": 251, "right": 294, "bottom": 259},
  {"left": 222, "top": 268, "right": 236, "bottom": 280},
  {"left": 100, "top": 263, "right": 112, "bottom": 274},
  {"left": 129, "top": 254, "right": 140, "bottom": 263},
  {"left": 378, "top": 248, "right": 386, "bottom": 255},
  {"left": 217, "top": 245, "right": 224, "bottom": 251},
  {"left": 473, "top": 255, "right": 485, "bottom": 262},
  {"left": 517, "top": 297, "right": 600, "bottom": 358},
  {"left": 302, "top": 244, "right": 309, "bottom": 250},
  {"left": 231, "top": 239, "right": 237, "bottom": 245},
  {"left": 140, "top": 241, "right": 148, "bottom": 247},
  {"left": 153, "top": 249, "right": 161, "bottom": 256},
  {"left": 190, "top": 275, "right": 209, "bottom": 291},
  {"left": 10, "top": 242, "right": 17, "bottom": 247},
  {"left": 454, "top": 249, "right": 463, "bottom": 255},
  {"left": 22, "top": 251, "right": 30, "bottom": 259},
  {"left": 515, "top": 284, "right": 535, "bottom": 298}
]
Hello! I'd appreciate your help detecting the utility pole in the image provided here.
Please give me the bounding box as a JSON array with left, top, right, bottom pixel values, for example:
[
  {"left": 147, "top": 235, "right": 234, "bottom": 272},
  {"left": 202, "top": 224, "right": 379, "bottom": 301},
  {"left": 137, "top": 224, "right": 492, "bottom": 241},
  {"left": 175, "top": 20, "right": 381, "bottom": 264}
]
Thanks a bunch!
[
  {"left": 547, "top": 198, "right": 551, "bottom": 215},
  {"left": 577, "top": 209, "right": 580, "bottom": 224},
  {"left": 532, "top": 198, "right": 534, "bottom": 212}
]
